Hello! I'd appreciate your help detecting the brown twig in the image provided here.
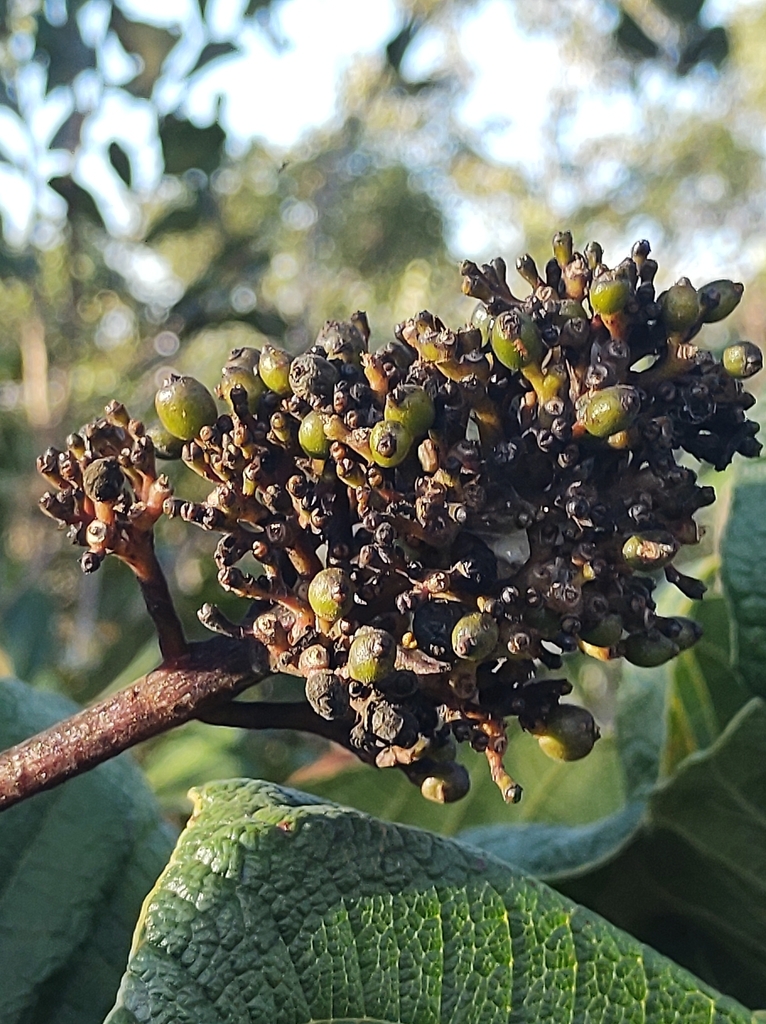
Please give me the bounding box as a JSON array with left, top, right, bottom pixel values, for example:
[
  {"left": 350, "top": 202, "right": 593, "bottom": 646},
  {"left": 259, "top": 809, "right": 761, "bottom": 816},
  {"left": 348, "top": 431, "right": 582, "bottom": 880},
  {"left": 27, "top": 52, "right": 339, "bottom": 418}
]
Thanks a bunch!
[
  {"left": 0, "top": 636, "right": 268, "bottom": 812},
  {"left": 134, "top": 546, "right": 188, "bottom": 662},
  {"left": 197, "top": 700, "right": 353, "bottom": 747}
]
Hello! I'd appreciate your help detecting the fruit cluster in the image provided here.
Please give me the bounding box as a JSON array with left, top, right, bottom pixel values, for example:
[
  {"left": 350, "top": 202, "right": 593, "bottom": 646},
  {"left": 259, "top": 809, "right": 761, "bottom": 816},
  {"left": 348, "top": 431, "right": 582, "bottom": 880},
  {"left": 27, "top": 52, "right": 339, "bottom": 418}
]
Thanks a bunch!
[{"left": 37, "top": 235, "right": 761, "bottom": 803}]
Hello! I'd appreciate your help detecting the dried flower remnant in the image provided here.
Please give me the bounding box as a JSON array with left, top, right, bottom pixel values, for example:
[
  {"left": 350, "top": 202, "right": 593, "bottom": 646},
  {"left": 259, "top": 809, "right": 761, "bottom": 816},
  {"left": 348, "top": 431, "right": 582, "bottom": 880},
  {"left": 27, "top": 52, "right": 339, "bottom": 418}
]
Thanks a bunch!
[{"left": 37, "top": 236, "right": 761, "bottom": 805}]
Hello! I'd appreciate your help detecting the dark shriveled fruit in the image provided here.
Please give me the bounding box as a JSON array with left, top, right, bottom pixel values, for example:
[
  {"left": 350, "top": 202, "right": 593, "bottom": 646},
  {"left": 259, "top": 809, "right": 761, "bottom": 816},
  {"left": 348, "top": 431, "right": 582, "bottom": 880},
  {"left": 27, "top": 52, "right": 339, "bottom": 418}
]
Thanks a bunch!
[
  {"left": 305, "top": 670, "right": 350, "bottom": 721},
  {"left": 39, "top": 232, "right": 764, "bottom": 808}
]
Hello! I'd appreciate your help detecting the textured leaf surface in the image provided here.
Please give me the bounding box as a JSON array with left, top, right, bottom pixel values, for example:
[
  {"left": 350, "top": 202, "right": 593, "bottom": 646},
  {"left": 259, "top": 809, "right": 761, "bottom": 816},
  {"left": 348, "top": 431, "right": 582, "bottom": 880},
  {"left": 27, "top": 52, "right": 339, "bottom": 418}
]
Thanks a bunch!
[
  {"left": 550, "top": 699, "right": 766, "bottom": 1010},
  {"left": 722, "top": 461, "right": 766, "bottom": 698},
  {"left": 0, "top": 678, "right": 175, "bottom": 1024},
  {"left": 106, "top": 778, "right": 756, "bottom": 1023}
]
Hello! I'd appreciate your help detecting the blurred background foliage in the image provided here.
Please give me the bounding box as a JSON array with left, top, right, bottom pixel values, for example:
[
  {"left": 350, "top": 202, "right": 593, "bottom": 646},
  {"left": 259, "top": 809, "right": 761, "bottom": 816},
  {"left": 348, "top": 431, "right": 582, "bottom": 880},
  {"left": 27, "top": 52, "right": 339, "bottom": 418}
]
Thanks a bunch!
[
  {"left": 6, "top": 0, "right": 766, "bottom": 1006},
  {"left": 0, "top": 0, "right": 764, "bottom": 832}
]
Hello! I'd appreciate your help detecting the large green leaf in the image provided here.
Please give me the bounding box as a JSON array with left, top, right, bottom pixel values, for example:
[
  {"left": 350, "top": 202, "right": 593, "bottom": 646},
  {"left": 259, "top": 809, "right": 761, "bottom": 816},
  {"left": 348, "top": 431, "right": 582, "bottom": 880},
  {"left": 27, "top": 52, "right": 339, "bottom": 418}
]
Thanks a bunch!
[
  {"left": 0, "top": 678, "right": 175, "bottom": 1024},
  {"left": 106, "top": 778, "right": 756, "bottom": 1023},
  {"left": 721, "top": 461, "right": 766, "bottom": 698},
  {"left": 616, "top": 582, "right": 748, "bottom": 789},
  {"left": 615, "top": 658, "right": 669, "bottom": 800},
  {"left": 465, "top": 699, "right": 766, "bottom": 1010},
  {"left": 662, "top": 594, "right": 749, "bottom": 773}
]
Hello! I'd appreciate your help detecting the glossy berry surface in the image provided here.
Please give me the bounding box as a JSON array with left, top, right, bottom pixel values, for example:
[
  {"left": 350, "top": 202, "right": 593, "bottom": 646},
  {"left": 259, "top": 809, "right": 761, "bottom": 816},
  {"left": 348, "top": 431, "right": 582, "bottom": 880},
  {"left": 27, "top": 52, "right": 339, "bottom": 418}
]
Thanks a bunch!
[
  {"left": 589, "top": 274, "right": 630, "bottom": 316},
  {"left": 623, "top": 630, "right": 680, "bottom": 667},
  {"left": 258, "top": 345, "right": 292, "bottom": 395},
  {"left": 298, "top": 410, "right": 331, "bottom": 458},
  {"left": 698, "top": 279, "right": 743, "bottom": 323},
  {"left": 451, "top": 612, "right": 499, "bottom": 662},
  {"left": 154, "top": 375, "right": 217, "bottom": 441},
  {"left": 491, "top": 311, "right": 543, "bottom": 371},
  {"left": 419, "top": 763, "right": 471, "bottom": 803},
  {"left": 369, "top": 419, "right": 412, "bottom": 467},
  {"left": 622, "top": 531, "right": 677, "bottom": 571},
  {"left": 723, "top": 342, "right": 763, "bottom": 379},
  {"left": 578, "top": 385, "right": 640, "bottom": 438},
  {"left": 660, "top": 280, "right": 700, "bottom": 334},
  {"left": 347, "top": 628, "right": 396, "bottom": 684},
  {"left": 535, "top": 704, "right": 600, "bottom": 762},
  {"left": 384, "top": 385, "right": 435, "bottom": 439},
  {"left": 308, "top": 568, "right": 354, "bottom": 622},
  {"left": 218, "top": 363, "right": 264, "bottom": 413}
]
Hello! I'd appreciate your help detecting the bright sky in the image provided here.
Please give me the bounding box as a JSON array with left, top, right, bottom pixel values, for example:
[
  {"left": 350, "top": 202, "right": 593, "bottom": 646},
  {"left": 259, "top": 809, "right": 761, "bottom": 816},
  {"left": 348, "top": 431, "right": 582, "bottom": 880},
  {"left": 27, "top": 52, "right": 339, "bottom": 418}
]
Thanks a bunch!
[{"left": 0, "top": 0, "right": 760, "bottom": 262}]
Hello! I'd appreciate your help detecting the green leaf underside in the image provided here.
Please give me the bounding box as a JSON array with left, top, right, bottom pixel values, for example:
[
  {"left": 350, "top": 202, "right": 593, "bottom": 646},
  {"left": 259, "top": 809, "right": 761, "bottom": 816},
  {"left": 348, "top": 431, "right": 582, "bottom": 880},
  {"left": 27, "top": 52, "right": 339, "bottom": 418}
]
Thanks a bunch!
[
  {"left": 106, "top": 780, "right": 755, "bottom": 1024},
  {"left": 458, "top": 699, "right": 766, "bottom": 1008},
  {"left": 552, "top": 699, "right": 766, "bottom": 1011},
  {"left": 458, "top": 802, "right": 645, "bottom": 882},
  {"left": 721, "top": 461, "right": 766, "bottom": 699},
  {"left": 663, "top": 594, "right": 748, "bottom": 774},
  {"left": 0, "top": 678, "right": 175, "bottom": 1024}
]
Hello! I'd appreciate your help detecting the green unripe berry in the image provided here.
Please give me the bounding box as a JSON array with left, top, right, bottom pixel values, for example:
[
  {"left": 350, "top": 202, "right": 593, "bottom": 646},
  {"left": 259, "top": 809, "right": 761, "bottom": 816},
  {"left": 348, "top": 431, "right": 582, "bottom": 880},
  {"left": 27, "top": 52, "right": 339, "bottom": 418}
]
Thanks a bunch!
[
  {"left": 384, "top": 385, "right": 435, "bottom": 439},
  {"left": 589, "top": 273, "right": 631, "bottom": 316},
  {"left": 722, "top": 342, "right": 763, "bottom": 379},
  {"left": 155, "top": 374, "right": 217, "bottom": 441},
  {"left": 218, "top": 364, "right": 264, "bottom": 413},
  {"left": 552, "top": 230, "right": 574, "bottom": 268},
  {"left": 470, "top": 303, "right": 493, "bottom": 343},
  {"left": 659, "top": 279, "right": 699, "bottom": 333},
  {"left": 579, "top": 613, "right": 623, "bottom": 648},
  {"left": 622, "top": 531, "right": 678, "bottom": 572},
  {"left": 146, "top": 422, "right": 184, "bottom": 460},
  {"left": 578, "top": 385, "right": 640, "bottom": 438},
  {"left": 491, "top": 311, "right": 544, "bottom": 371},
  {"left": 369, "top": 419, "right": 413, "bottom": 468},
  {"left": 623, "top": 630, "right": 680, "bottom": 667},
  {"left": 584, "top": 240, "right": 603, "bottom": 271},
  {"left": 698, "top": 280, "right": 743, "bottom": 323},
  {"left": 535, "top": 704, "right": 600, "bottom": 762},
  {"left": 420, "top": 762, "right": 471, "bottom": 804},
  {"left": 298, "top": 410, "right": 331, "bottom": 458},
  {"left": 308, "top": 568, "right": 354, "bottom": 622},
  {"left": 347, "top": 627, "right": 397, "bottom": 684},
  {"left": 258, "top": 345, "right": 292, "bottom": 395},
  {"left": 451, "top": 612, "right": 499, "bottom": 662}
]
